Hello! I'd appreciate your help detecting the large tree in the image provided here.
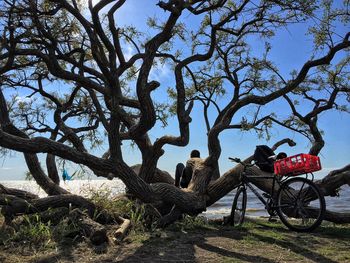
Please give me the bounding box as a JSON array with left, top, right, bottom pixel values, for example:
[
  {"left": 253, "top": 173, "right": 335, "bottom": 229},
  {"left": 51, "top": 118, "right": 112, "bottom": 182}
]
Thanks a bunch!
[{"left": 0, "top": 0, "right": 349, "bottom": 229}]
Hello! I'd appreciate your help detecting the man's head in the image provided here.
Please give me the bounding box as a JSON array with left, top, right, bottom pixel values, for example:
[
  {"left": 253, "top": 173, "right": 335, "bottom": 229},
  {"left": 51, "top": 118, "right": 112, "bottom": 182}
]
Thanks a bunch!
[{"left": 190, "top": 150, "right": 200, "bottom": 158}]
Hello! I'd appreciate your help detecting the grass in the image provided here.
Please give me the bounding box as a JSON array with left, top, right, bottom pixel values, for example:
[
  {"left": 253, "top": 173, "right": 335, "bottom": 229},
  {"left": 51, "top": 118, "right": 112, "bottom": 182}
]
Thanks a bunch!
[
  {"left": 82, "top": 186, "right": 148, "bottom": 229},
  {"left": 0, "top": 215, "right": 51, "bottom": 247},
  {"left": 232, "top": 219, "right": 350, "bottom": 262},
  {"left": 1, "top": 192, "right": 350, "bottom": 263},
  {"left": 170, "top": 215, "right": 216, "bottom": 231},
  {"left": 0, "top": 187, "right": 152, "bottom": 251},
  {"left": 1, "top": 213, "right": 350, "bottom": 262}
]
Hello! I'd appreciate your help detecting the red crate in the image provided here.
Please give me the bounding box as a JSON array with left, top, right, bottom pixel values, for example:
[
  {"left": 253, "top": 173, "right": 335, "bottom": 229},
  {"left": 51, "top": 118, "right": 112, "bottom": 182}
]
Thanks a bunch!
[{"left": 274, "top": 154, "right": 321, "bottom": 176}]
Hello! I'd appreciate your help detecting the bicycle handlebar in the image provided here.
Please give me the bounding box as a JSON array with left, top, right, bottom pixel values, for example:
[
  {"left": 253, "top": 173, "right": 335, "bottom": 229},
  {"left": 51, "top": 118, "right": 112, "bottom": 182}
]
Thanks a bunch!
[
  {"left": 228, "top": 157, "right": 241, "bottom": 163},
  {"left": 229, "top": 157, "right": 255, "bottom": 168}
]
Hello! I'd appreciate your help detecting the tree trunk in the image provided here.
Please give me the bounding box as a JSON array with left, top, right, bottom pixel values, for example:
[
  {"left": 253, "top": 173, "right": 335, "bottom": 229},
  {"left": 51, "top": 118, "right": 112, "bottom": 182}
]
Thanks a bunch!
[{"left": 132, "top": 164, "right": 174, "bottom": 184}]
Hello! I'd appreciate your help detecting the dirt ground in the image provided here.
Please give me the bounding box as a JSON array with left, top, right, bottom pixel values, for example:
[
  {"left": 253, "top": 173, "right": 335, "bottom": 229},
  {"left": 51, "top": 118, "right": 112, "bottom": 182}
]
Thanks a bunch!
[{"left": 1, "top": 220, "right": 349, "bottom": 263}]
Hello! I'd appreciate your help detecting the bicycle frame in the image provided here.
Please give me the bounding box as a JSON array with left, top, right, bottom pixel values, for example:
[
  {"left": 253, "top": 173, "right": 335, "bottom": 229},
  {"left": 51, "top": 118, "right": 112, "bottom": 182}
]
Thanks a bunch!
[
  {"left": 240, "top": 172, "right": 316, "bottom": 212},
  {"left": 240, "top": 174, "right": 279, "bottom": 210}
]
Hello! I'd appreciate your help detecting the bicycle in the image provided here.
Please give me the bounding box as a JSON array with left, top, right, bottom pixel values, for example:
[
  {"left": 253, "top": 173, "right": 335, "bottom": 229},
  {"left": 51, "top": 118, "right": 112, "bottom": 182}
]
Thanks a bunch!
[{"left": 227, "top": 154, "right": 326, "bottom": 232}]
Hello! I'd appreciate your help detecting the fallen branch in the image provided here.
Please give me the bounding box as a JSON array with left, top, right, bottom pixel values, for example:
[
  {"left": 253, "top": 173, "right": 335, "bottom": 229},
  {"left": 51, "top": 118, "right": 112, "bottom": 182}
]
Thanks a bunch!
[
  {"left": 68, "top": 209, "right": 108, "bottom": 245},
  {"left": 0, "top": 194, "right": 117, "bottom": 224},
  {"left": 0, "top": 183, "right": 39, "bottom": 200},
  {"left": 15, "top": 207, "right": 70, "bottom": 227},
  {"left": 114, "top": 216, "right": 131, "bottom": 241}
]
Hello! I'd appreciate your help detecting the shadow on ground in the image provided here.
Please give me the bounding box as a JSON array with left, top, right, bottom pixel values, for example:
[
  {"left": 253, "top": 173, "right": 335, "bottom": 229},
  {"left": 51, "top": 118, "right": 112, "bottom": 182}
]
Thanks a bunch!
[
  {"left": 27, "top": 221, "right": 350, "bottom": 263},
  {"left": 113, "top": 223, "right": 348, "bottom": 263}
]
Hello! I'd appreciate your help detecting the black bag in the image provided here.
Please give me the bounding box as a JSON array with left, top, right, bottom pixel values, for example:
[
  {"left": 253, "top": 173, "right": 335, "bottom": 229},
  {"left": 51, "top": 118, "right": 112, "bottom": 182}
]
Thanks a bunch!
[{"left": 254, "top": 145, "right": 275, "bottom": 173}]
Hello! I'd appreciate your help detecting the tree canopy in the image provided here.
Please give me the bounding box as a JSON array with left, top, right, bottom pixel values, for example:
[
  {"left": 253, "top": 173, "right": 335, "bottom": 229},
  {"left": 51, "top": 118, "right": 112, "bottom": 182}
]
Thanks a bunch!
[{"left": 0, "top": 0, "right": 349, "bottom": 226}]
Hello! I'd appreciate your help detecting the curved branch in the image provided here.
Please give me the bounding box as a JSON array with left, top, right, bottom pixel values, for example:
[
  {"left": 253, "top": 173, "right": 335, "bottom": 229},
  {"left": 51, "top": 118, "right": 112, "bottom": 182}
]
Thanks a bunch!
[
  {"left": 129, "top": 7, "right": 183, "bottom": 139},
  {"left": 207, "top": 32, "right": 350, "bottom": 164},
  {"left": 0, "top": 89, "right": 68, "bottom": 195},
  {"left": 107, "top": 0, "right": 127, "bottom": 66}
]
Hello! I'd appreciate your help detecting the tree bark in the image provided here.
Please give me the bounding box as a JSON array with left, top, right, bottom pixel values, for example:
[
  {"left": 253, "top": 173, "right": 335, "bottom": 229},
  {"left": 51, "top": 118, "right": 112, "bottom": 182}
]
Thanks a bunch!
[
  {"left": 132, "top": 164, "right": 174, "bottom": 184},
  {"left": 16, "top": 207, "right": 70, "bottom": 226},
  {"left": 0, "top": 183, "right": 39, "bottom": 200},
  {"left": 316, "top": 165, "right": 350, "bottom": 196},
  {"left": 68, "top": 209, "right": 108, "bottom": 245},
  {"left": 46, "top": 154, "right": 60, "bottom": 185},
  {"left": 0, "top": 194, "right": 116, "bottom": 224}
]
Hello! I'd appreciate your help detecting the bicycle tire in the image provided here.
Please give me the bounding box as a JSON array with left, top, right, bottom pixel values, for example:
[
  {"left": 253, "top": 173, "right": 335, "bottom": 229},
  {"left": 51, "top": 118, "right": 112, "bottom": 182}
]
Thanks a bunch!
[
  {"left": 276, "top": 177, "right": 325, "bottom": 232},
  {"left": 230, "top": 186, "right": 247, "bottom": 226}
]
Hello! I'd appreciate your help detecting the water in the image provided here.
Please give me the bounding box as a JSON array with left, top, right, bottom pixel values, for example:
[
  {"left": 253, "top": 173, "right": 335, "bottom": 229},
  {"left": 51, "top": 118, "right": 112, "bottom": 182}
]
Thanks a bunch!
[
  {"left": 204, "top": 186, "right": 350, "bottom": 219},
  {"left": 1, "top": 180, "right": 349, "bottom": 219},
  {"left": 0, "top": 179, "right": 125, "bottom": 198}
]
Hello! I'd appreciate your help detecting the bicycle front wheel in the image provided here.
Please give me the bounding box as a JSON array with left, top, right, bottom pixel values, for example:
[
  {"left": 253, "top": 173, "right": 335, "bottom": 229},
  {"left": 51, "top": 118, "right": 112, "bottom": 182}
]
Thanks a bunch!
[
  {"left": 276, "top": 177, "right": 325, "bottom": 232},
  {"left": 231, "top": 186, "right": 247, "bottom": 226}
]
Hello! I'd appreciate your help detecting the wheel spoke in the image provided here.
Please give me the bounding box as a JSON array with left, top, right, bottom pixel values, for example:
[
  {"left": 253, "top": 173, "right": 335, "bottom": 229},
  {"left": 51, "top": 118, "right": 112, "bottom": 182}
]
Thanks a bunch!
[
  {"left": 281, "top": 187, "right": 298, "bottom": 202},
  {"left": 230, "top": 187, "right": 247, "bottom": 227},
  {"left": 277, "top": 178, "right": 325, "bottom": 232}
]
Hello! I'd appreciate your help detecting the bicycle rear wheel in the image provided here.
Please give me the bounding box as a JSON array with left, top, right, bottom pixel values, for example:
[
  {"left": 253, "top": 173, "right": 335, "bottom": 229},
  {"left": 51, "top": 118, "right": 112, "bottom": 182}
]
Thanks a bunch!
[
  {"left": 230, "top": 186, "right": 247, "bottom": 226},
  {"left": 276, "top": 177, "right": 325, "bottom": 232}
]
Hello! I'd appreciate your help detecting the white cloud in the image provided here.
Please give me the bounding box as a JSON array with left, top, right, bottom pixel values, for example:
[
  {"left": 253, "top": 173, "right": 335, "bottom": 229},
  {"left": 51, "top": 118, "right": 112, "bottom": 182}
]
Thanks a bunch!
[
  {"left": 15, "top": 96, "right": 32, "bottom": 104},
  {"left": 150, "top": 60, "right": 171, "bottom": 82},
  {"left": 123, "top": 44, "right": 136, "bottom": 61}
]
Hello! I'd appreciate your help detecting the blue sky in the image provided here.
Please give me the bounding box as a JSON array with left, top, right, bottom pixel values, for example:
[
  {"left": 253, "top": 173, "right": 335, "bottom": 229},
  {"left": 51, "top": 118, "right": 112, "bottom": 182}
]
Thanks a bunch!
[{"left": 0, "top": 0, "right": 349, "bottom": 180}]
